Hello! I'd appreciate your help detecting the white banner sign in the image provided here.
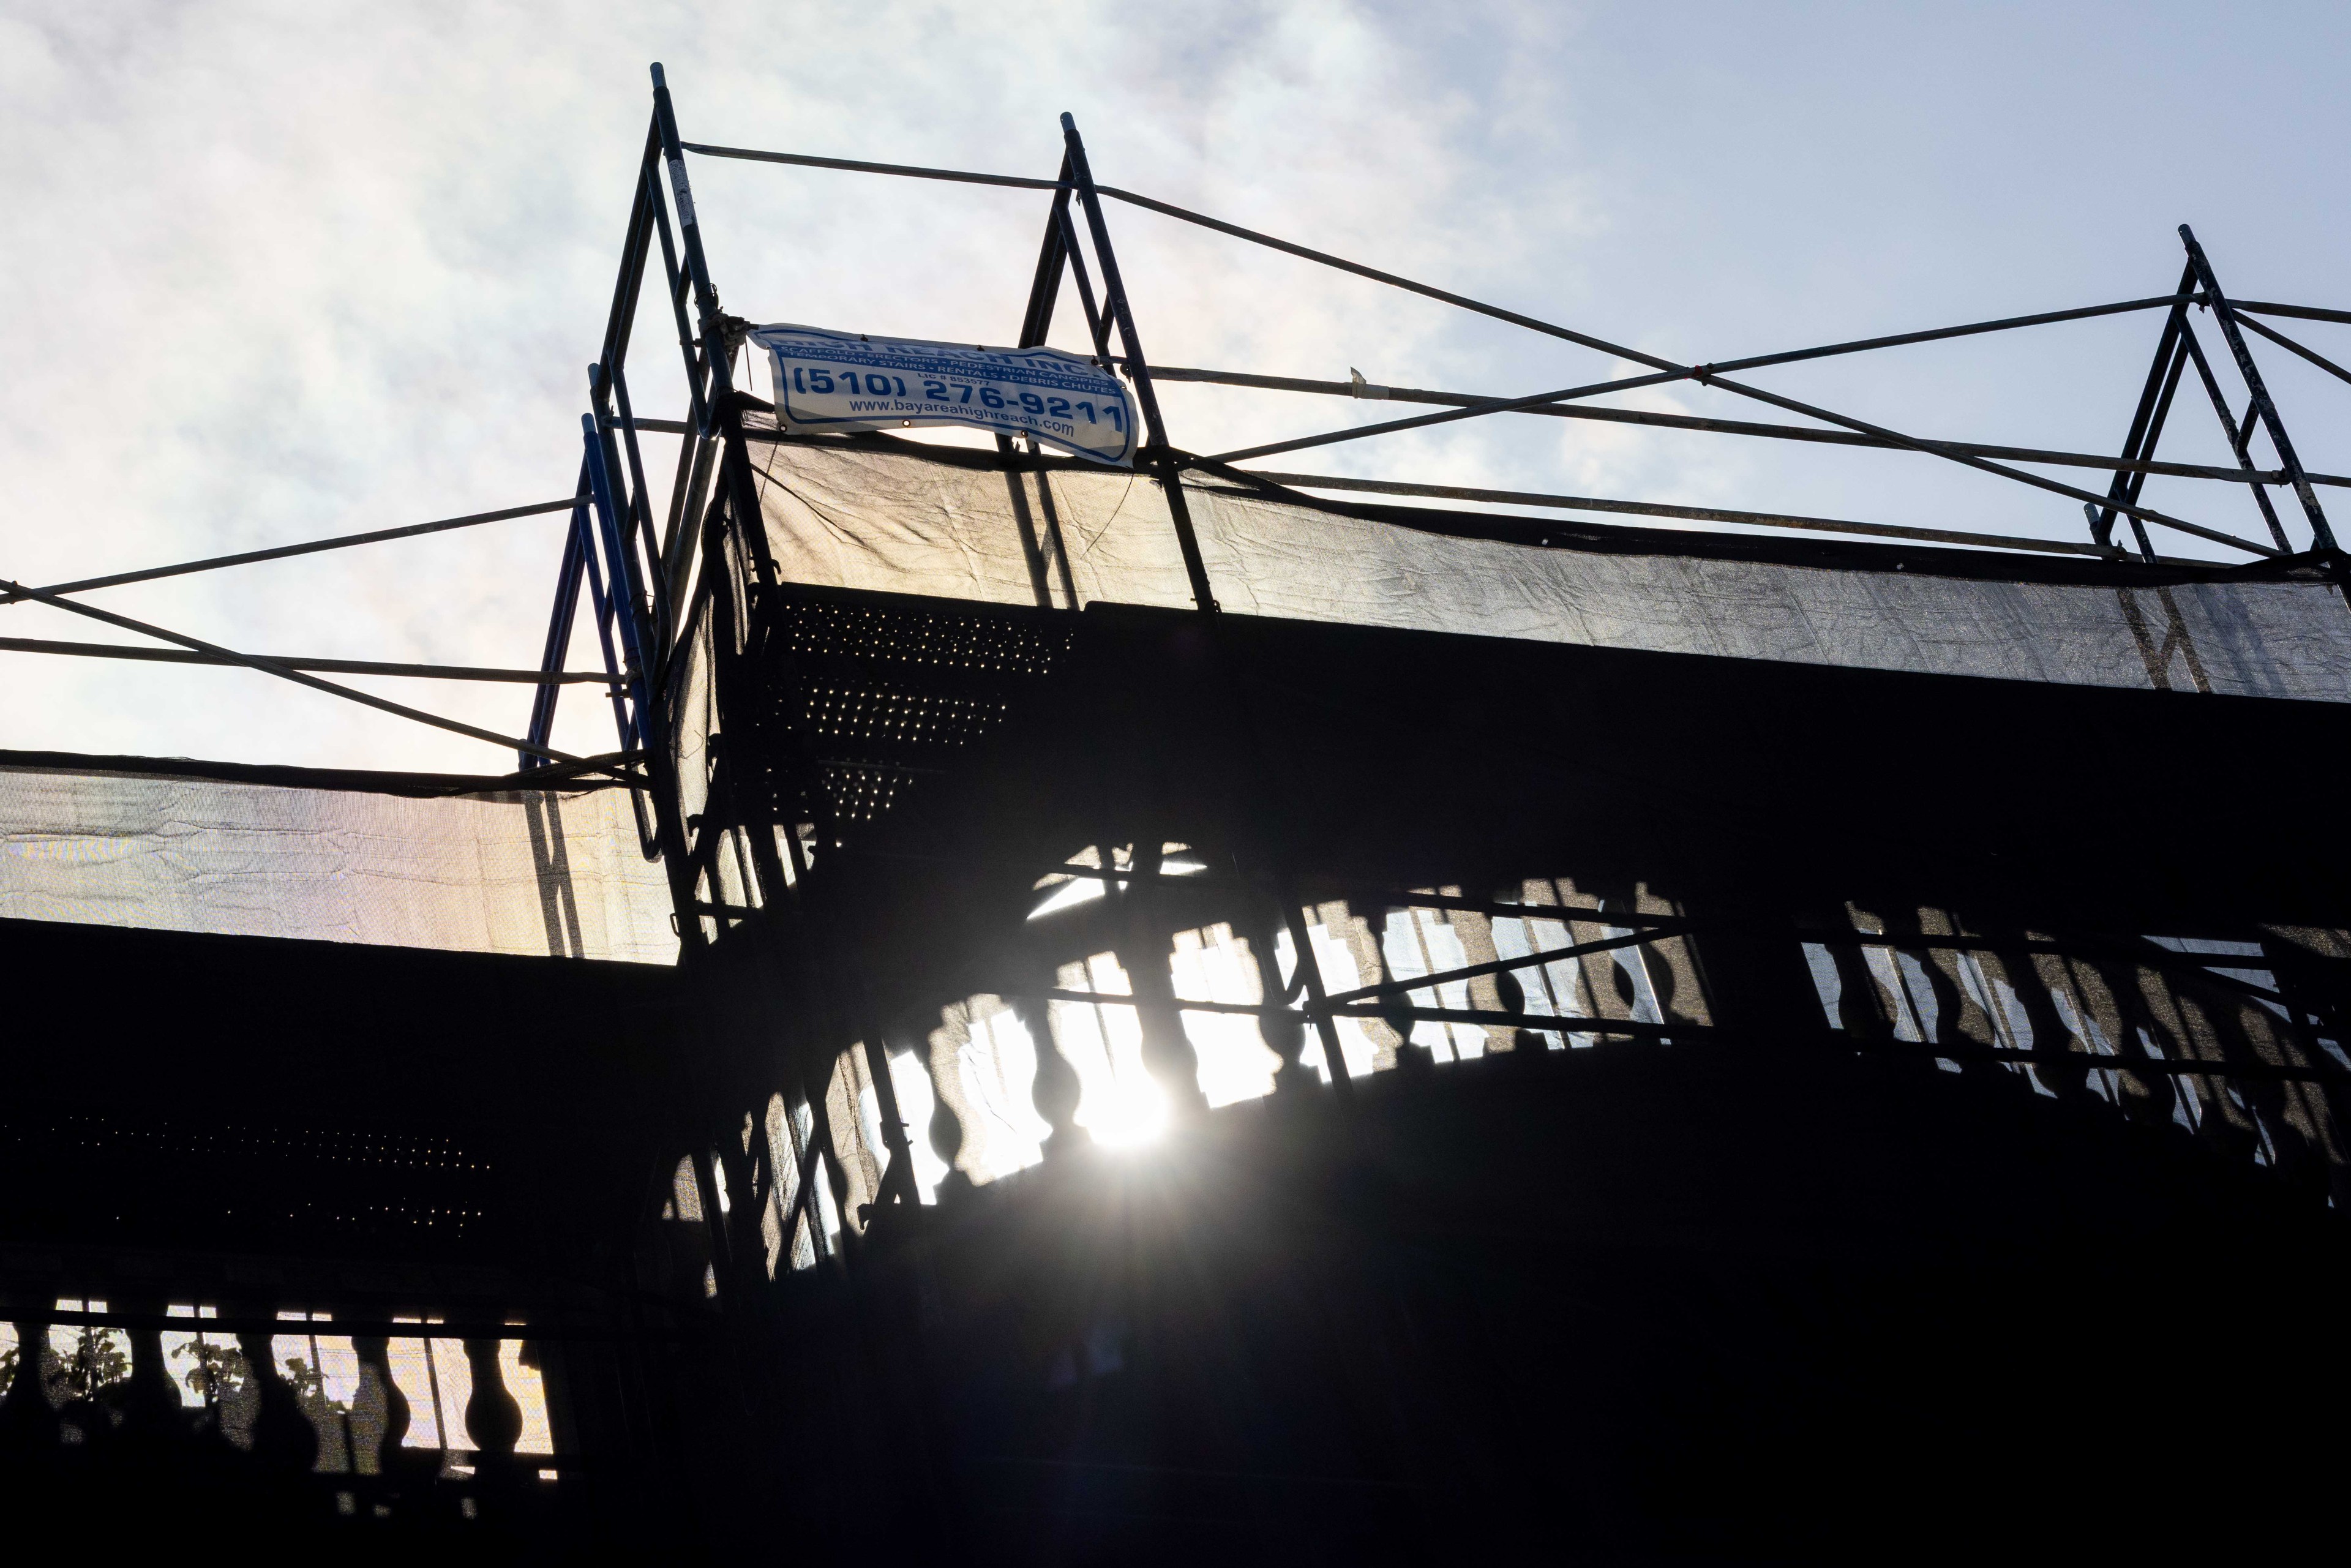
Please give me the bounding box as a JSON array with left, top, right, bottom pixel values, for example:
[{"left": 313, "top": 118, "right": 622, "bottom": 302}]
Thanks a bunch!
[{"left": 754, "top": 323, "right": 1137, "bottom": 467}]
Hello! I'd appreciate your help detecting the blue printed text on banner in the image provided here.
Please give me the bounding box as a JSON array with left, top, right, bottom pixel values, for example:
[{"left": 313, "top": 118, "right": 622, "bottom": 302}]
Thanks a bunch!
[{"left": 755, "top": 324, "right": 1136, "bottom": 467}]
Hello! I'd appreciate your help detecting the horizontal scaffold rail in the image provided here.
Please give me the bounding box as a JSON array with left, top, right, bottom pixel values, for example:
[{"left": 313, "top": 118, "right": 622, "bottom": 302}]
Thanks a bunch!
[
  {"left": 1022, "top": 990, "right": 2347, "bottom": 1084},
  {"left": 1216, "top": 468, "right": 2141, "bottom": 559},
  {"left": 678, "top": 136, "right": 2349, "bottom": 560},
  {"left": 1141, "top": 364, "right": 2351, "bottom": 489},
  {"left": 1, "top": 573, "right": 579, "bottom": 764},
  {"left": 0, "top": 635, "right": 624, "bottom": 685},
  {"left": 0, "top": 496, "right": 584, "bottom": 606}
]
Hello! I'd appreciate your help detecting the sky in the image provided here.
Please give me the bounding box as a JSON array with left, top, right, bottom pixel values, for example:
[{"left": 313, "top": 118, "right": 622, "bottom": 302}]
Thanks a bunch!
[{"left": 4, "top": 1, "right": 2349, "bottom": 773}]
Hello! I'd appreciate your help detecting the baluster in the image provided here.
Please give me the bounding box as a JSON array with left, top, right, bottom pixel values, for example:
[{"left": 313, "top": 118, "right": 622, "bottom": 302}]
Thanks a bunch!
[
  {"left": 1012, "top": 983, "right": 1082, "bottom": 1158},
  {"left": 1261, "top": 1007, "right": 1313, "bottom": 1093},
  {"left": 1491, "top": 969, "right": 1551, "bottom": 1065},
  {"left": 2137, "top": 967, "right": 2262, "bottom": 1161},
  {"left": 351, "top": 1334, "right": 426, "bottom": 1480},
  {"left": 1810, "top": 906, "right": 1893, "bottom": 1042},
  {"left": 1998, "top": 942, "right": 2097, "bottom": 1103},
  {"left": 1379, "top": 902, "right": 1434, "bottom": 1079},
  {"left": 2257, "top": 929, "right": 2351, "bottom": 1209},
  {"left": 743, "top": 1098, "right": 795, "bottom": 1269},
  {"left": 784, "top": 1044, "right": 855, "bottom": 1259},
  {"left": 2213, "top": 991, "right": 2318, "bottom": 1193},
  {"left": 824, "top": 1147, "right": 856, "bottom": 1256},
  {"left": 713, "top": 1126, "right": 763, "bottom": 1288},
  {"left": 1634, "top": 883, "right": 1713, "bottom": 1029},
  {"left": 235, "top": 1321, "right": 319, "bottom": 1473},
  {"left": 46, "top": 1315, "right": 115, "bottom": 1450},
  {"left": 1516, "top": 880, "right": 1611, "bottom": 1036},
  {"left": 1446, "top": 905, "right": 1516, "bottom": 1054},
  {"left": 0, "top": 1315, "right": 58, "bottom": 1454},
  {"left": 1227, "top": 901, "right": 1310, "bottom": 1092},
  {"left": 1329, "top": 898, "right": 1406, "bottom": 1070},
  {"left": 117, "top": 1298, "right": 184, "bottom": 1447},
  {"left": 1515, "top": 879, "right": 1593, "bottom": 1029},
  {"left": 1119, "top": 841, "right": 1210, "bottom": 1117},
  {"left": 1878, "top": 907, "right": 1970, "bottom": 1063},
  {"left": 1575, "top": 883, "right": 1644, "bottom": 1029},
  {"left": 1960, "top": 938, "right": 2066, "bottom": 1092},
  {"left": 816, "top": 1050, "right": 887, "bottom": 1236},
  {"left": 462, "top": 1336, "right": 524, "bottom": 1477},
  {"left": 1385, "top": 1003, "right": 1432, "bottom": 1075},
  {"left": 1370, "top": 901, "right": 1436, "bottom": 1075},
  {"left": 760, "top": 1092, "right": 807, "bottom": 1264},
  {"left": 689, "top": 1146, "right": 740, "bottom": 1292},
  {"left": 1610, "top": 891, "right": 1667, "bottom": 1024},
  {"left": 926, "top": 1058, "right": 975, "bottom": 1202},
  {"left": 2082, "top": 956, "right": 2195, "bottom": 1128},
  {"left": 1911, "top": 910, "right": 1997, "bottom": 1058}
]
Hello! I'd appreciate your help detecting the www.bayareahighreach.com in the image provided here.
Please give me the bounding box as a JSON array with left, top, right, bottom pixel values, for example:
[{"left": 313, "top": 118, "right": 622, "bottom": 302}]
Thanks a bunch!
[{"left": 842, "top": 398, "right": 1087, "bottom": 443}]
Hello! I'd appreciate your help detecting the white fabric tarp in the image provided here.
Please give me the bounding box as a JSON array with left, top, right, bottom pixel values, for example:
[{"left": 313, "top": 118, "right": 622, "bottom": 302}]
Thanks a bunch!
[
  {"left": 0, "top": 763, "right": 677, "bottom": 963},
  {"left": 749, "top": 438, "right": 2351, "bottom": 703}
]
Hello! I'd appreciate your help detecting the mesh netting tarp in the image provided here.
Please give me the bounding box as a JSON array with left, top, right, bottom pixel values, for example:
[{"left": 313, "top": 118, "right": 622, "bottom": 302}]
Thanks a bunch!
[
  {"left": 748, "top": 437, "right": 2351, "bottom": 702},
  {"left": 0, "top": 760, "right": 677, "bottom": 962}
]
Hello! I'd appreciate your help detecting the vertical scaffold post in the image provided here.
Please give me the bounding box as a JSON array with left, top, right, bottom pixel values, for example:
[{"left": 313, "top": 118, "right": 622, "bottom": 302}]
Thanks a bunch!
[
  {"left": 651, "top": 64, "right": 918, "bottom": 1199},
  {"left": 1012, "top": 154, "right": 1109, "bottom": 358},
  {"left": 589, "top": 129, "right": 674, "bottom": 652},
  {"left": 1284, "top": 893, "right": 1359, "bottom": 1105},
  {"left": 1056, "top": 202, "right": 1114, "bottom": 362},
  {"left": 1054, "top": 114, "right": 1351, "bottom": 1102},
  {"left": 2177, "top": 320, "right": 2293, "bottom": 553},
  {"left": 522, "top": 454, "right": 594, "bottom": 770},
  {"left": 582, "top": 405, "right": 657, "bottom": 753},
  {"left": 1016, "top": 156, "right": 1077, "bottom": 351},
  {"left": 2180, "top": 225, "right": 2337, "bottom": 553},
  {"left": 997, "top": 153, "right": 1092, "bottom": 609},
  {"left": 650, "top": 64, "right": 778, "bottom": 595},
  {"left": 596, "top": 361, "right": 673, "bottom": 656},
  {"left": 573, "top": 457, "right": 641, "bottom": 757},
  {"left": 581, "top": 410, "right": 670, "bottom": 862},
  {"left": 643, "top": 144, "right": 717, "bottom": 610},
  {"left": 2088, "top": 262, "right": 2195, "bottom": 561},
  {"left": 1059, "top": 113, "right": 1218, "bottom": 614}
]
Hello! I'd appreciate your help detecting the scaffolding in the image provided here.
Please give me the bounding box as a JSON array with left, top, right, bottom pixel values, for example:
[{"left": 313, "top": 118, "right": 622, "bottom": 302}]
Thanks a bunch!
[
  {"left": 6, "top": 62, "right": 2351, "bottom": 1555},
  {"left": 6, "top": 72, "right": 2350, "bottom": 773}
]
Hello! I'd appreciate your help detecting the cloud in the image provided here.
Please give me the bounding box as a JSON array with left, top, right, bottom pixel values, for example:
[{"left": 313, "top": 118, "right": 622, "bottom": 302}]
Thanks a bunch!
[
  {"left": 5, "top": 2, "right": 2347, "bottom": 770},
  {"left": 0, "top": 1, "right": 1596, "bottom": 770}
]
